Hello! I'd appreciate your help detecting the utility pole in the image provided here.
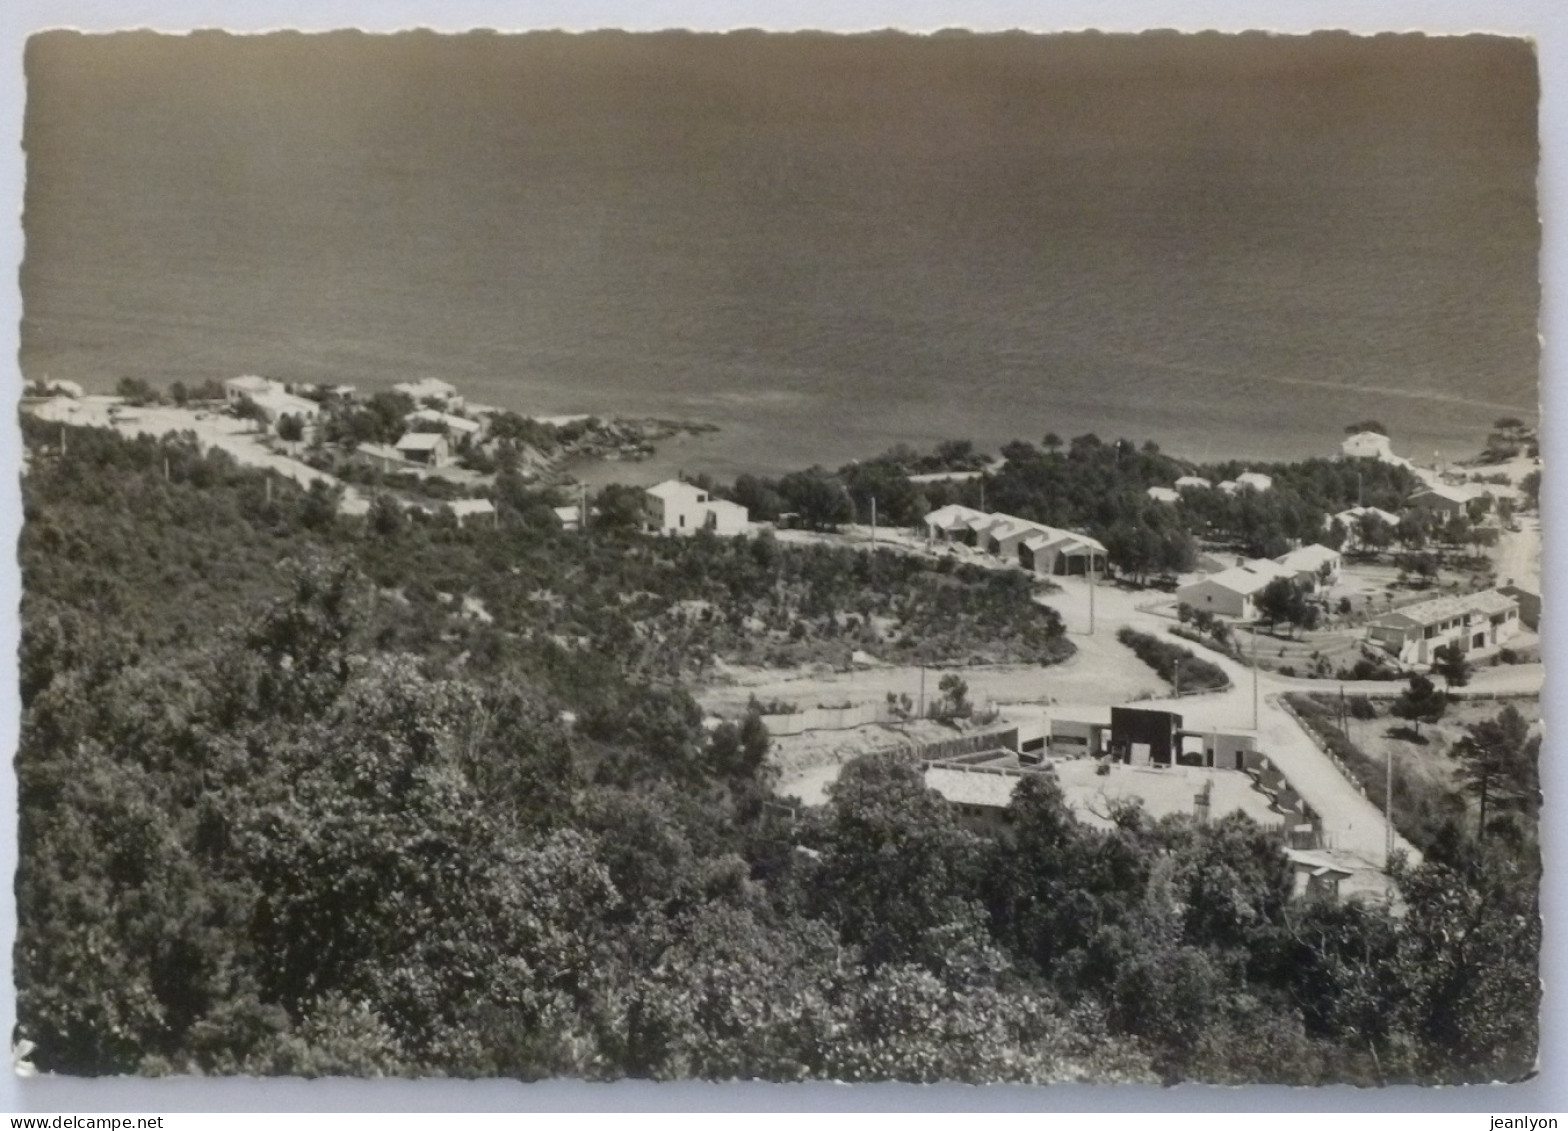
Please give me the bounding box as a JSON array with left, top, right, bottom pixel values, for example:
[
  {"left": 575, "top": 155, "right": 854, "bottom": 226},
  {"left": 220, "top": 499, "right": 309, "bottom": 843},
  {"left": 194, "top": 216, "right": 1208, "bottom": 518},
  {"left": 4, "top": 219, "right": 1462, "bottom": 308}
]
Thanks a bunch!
[
  {"left": 60, "top": 425, "right": 66, "bottom": 457},
  {"left": 1385, "top": 742, "right": 1395, "bottom": 870},
  {"left": 1251, "top": 623, "right": 1259, "bottom": 731},
  {"left": 870, "top": 496, "right": 877, "bottom": 545},
  {"left": 1088, "top": 571, "right": 1096, "bottom": 635},
  {"left": 918, "top": 666, "right": 926, "bottom": 719},
  {"left": 580, "top": 483, "right": 588, "bottom": 531}
]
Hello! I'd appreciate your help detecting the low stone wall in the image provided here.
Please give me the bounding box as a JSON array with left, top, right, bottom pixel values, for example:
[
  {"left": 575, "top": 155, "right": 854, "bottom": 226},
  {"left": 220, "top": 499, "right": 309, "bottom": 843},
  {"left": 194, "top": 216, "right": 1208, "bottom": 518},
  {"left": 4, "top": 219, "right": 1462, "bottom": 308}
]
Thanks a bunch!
[{"left": 761, "top": 702, "right": 894, "bottom": 736}]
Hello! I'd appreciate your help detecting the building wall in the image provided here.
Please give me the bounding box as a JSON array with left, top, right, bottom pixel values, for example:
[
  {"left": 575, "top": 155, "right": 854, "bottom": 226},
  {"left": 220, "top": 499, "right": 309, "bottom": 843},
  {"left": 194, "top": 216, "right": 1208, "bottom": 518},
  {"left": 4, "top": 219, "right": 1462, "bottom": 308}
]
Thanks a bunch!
[
  {"left": 1369, "top": 609, "right": 1520, "bottom": 667},
  {"left": 1047, "top": 719, "right": 1105, "bottom": 758},
  {"left": 646, "top": 490, "right": 711, "bottom": 533},
  {"left": 704, "top": 504, "right": 749, "bottom": 536},
  {"left": 1411, "top": 493, "right": 1465, "bottom": 518},
  {"left": 1177, "top": 579, "right": 1252, "bottom": 619},
  {"left": 1110, "top": 707, "right": 1182, "bottom": 766}
]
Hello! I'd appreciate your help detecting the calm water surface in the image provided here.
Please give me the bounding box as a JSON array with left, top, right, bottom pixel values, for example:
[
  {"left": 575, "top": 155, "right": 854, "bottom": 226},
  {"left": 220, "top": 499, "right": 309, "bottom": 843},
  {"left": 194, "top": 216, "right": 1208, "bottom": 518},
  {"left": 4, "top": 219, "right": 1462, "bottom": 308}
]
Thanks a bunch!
[{"left": 21, "top": 31, "right": 1541, "bottom": 479}]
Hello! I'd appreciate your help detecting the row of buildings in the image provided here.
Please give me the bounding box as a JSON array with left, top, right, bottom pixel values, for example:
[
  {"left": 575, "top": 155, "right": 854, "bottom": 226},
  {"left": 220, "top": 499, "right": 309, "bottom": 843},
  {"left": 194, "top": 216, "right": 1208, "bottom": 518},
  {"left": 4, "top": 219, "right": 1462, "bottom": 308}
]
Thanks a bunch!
[
  {"left": 224, "top": 375, "right": 497, "bottom": 471},
  {"left": 923, "top": 505, "right": 1109, "bottom": 577},
  {"left": 1145, "top": 471, "right": 1272, "bottom": 504}
]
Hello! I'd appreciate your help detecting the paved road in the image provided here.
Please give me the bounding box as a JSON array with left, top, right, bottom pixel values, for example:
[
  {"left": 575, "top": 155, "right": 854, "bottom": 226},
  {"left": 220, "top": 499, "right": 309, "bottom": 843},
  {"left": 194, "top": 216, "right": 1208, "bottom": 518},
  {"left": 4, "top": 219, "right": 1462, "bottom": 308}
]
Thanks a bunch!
[
  {"left": 738, "top": 525, "right": 1534, "bottom": 876},
  {"left": 1040, "top": 578, "right": 1424, "bottom": 871}
]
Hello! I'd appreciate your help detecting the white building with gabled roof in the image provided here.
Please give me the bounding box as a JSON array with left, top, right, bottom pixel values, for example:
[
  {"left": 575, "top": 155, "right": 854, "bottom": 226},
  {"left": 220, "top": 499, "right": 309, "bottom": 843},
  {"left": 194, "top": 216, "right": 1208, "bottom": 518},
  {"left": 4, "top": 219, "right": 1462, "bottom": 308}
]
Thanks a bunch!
[
  {"left": 1274, "top": 543, "right": 1342, "bottom": 588},
  {"left": 1177, "top": 558, "right": 1298, "bottom": 619},
  {"left": 406, "top": 407, "right": 483, "bottom": 439},
  {"left": 393, "top": 378, "right": 462, "bottom": 409},
  {"left": 395, "top": 430, "right": 451, "bottom": 467},
  {"left": 1366, "top": 589, "right": 1520, "bottom": 666},
  {"left": 447, "top": 498, "right": 496, "bottom": 525},
  {"left": 644, "top": 479, "right": 750, "bottom": 536}
]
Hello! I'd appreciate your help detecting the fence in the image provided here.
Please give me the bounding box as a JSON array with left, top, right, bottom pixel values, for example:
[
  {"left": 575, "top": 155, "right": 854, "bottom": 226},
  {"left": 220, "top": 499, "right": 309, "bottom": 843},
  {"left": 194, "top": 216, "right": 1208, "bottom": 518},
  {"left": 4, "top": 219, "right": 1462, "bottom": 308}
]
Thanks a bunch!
[
  {"left": 760, "top": 701, "right": 895, "bottom": 736},
  {"left": 910, "top": 727, "right": 1022, "bottom": 765},
  {"left": 1275, "top": 695, "right": 1373, "bottom": 810}
]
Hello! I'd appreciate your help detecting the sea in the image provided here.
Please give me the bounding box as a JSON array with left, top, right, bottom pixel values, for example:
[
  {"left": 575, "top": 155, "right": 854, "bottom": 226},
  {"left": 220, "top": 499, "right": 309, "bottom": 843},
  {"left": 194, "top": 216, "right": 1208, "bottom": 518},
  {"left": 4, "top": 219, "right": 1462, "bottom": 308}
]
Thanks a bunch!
[{"left": 19, "top": 30, "right": 1542, "bottom": 486}]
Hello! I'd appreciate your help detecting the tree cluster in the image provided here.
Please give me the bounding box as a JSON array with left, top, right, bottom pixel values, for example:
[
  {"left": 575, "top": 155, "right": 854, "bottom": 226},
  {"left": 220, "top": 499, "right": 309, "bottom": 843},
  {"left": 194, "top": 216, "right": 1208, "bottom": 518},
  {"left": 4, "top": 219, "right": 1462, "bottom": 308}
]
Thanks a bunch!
[{"left": 14, "top": 421, "right": 1540, "bottom": 1084}]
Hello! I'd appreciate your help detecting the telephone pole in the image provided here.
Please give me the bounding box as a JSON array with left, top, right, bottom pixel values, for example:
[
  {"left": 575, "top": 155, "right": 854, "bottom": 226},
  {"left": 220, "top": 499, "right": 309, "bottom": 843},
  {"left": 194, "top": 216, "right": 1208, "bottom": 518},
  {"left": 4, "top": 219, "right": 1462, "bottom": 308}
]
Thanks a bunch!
[
  {"left": 870, "top": 496, "right": 877, "bottom": 545},
  {"left": 1385, "top": 743, "right": 1395, "bottom": 869},
  {"left": 1251, "top": 623, "right": 1259, "bottom": 730}
]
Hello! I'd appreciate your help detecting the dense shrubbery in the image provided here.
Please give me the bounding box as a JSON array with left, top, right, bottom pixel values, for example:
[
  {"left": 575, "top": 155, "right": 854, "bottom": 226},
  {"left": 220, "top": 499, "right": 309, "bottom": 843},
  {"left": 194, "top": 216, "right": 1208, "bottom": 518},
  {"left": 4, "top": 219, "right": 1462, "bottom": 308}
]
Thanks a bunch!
[
  {"left": 1115, "top": 628, "right": 1231, "bottom": 693},
  {"left": 14, "top": 423, "right": 1540, "bottom": 1084}
]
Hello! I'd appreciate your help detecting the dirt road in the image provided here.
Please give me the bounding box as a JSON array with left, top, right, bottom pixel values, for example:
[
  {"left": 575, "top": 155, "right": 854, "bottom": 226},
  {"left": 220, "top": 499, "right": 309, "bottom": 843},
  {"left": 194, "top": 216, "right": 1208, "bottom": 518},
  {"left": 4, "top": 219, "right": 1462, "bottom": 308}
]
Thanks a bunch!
[{"left": 29, "top": 396, "right": 367, "bottom": 511}]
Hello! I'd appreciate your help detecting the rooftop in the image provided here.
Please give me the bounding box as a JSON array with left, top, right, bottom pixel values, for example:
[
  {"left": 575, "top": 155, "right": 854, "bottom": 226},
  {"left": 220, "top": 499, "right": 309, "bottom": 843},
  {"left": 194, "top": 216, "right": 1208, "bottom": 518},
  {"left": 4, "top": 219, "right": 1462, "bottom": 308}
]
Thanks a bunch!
[
  {"left": 1276, "top": 543, "right": 1341, "bottom": 572},
  {"left": 1200, "top": 562, "right": 1294, "bottom": 596},
  {"left": 393, "top": 378, "right": 458, "bottom": 399},
  {"left": 923, "top": 765, "right": 1025, "bottom": 809},
  {"left": 395, "top": 432, "right": 446, "bottom": 452},
  {"left": 1371, "top": 589, "right": 1518, "bottom": 628},
  {"left": 646, "top": 478, "right": 708, "bottom": 503},
  {"left": 408, "top": 408, "right": 481, "bottom": 434},
  {"left": 1412, "top": 483, "right": 1479, "bottom": 504}
]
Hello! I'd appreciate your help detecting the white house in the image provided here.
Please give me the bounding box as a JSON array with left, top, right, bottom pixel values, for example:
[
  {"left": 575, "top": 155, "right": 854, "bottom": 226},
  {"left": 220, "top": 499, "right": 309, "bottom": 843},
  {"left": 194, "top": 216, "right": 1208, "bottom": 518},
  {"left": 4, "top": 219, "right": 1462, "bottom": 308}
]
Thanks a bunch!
[
  {"left": 1146, "top": 486, "right": 1181, "bottom": 504},
  {"left": 395, "top": 431, "right": 452, "bottom": 467},
  {"left": 984, "top": 518, "right": 1036, "bottom": 558},
  {"left": 1175, "top": 475, "right": 1211, "bottom": 491},
  {"left": 645, "top": 480, "right": 711, "bottom": 533},
  {"left": 643, "top": 479, "right": 750, "bottom": 536},
  {"left": 1274, "top": 544, "right": 1343, "bottom": 589},
  {"left": 1339, "top": 431, "right": 1412, "bottom": 470},
  {"left": 351, "top": 441, "right": 407, "bottom": 472},
  {"left": 1331, "top": 505, "right": 1401, "bottom": 531},
  {"left": 923, "top": 503, "right": 989, "bottom": 542},
  {"left": 393, "top": 378, "right": 462, "bottom": 409},
  {"left": 1177, "top": 559, "right": 1297, "bottom": 619},
  {"left": 225, "top": 374, "right": 277, "bottom": 403},
  {"left": 1366, "top": 590, "right": 1521, "bottom": 667},
  {"left": 554, "top": 504, "right": 583, "bottom": 531},
  {"left": 1409, "top": 484, "right": 1478, "bottom": 519},
  {"left": 1236, "top": 472, "right": 1273, "bottom": 493},
  {"left": 406, "top": 407, "right": 483, "bottom": 440},
  {"left": 447, "top": 498, "right": 496, "bottom": 526},
  {"left": 224, "top": 375, "right": 321, "bottom": 435}
]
